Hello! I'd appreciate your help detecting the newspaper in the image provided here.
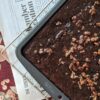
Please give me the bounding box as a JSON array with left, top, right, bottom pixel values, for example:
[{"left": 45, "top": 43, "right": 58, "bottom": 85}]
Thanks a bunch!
[{"left": 0, "top": 0, "right": 60, "bottom": 100}]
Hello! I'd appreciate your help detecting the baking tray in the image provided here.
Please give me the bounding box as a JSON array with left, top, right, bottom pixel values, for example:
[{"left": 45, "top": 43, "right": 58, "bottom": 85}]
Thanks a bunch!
[{"left": 16, "top": 0, "right": 69, "bottom": 100}]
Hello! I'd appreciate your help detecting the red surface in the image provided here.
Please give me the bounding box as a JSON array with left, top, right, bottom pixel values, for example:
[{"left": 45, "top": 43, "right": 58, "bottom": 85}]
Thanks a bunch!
[{"left": 0, "top": 33, "right": 18, "bottom": 100}]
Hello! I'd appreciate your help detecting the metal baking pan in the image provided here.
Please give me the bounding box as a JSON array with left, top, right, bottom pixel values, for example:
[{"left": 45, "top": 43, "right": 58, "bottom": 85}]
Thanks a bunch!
[{"left": 16, "top": 0, "right": 69, "bottom": 100}]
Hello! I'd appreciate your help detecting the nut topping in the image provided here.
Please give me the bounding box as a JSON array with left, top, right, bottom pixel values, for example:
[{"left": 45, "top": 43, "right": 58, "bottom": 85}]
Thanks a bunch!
[
  {"left": 96, "top": 22, "right": 100, "bottom": 27},
  {"left": 89, "top": 6, "right": 96, "bottom": 15}
]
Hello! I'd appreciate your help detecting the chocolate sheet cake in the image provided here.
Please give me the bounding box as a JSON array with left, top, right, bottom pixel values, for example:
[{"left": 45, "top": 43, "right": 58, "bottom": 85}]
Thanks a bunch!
[{"left": 23, "top": 0, "right": 100, "bottom": 100}]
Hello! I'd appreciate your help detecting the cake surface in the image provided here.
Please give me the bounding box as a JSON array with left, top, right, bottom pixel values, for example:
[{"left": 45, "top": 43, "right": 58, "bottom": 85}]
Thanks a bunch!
[{"left": 23, "top": 0, "right": 100, "bottom": 100}]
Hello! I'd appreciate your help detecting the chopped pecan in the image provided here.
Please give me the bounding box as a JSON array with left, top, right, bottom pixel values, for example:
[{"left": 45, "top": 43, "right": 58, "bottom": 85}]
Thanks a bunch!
[
  {"left": 70, "top": 71, "right": 78, "bottom": 79},
  {"left": 98, "top": 59, "right": 100, "bottom": 65},
  {"left": 89, "top": 6, "right": 96, "bottom": 15},
  {"left": 56, "top": 21, "right": 62, "bottom": 26},
  {"left": 65, "top": 47, "right": 74, "bottom": 57},
  {"left": 96, "top": 22, "right": 100, "bottom": 27},
  {"left": 84, "top": 31, "right": 91, "bottom": 35},
  {"left": 97, "top": 49, "right": 100, "bottom": 55}
]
